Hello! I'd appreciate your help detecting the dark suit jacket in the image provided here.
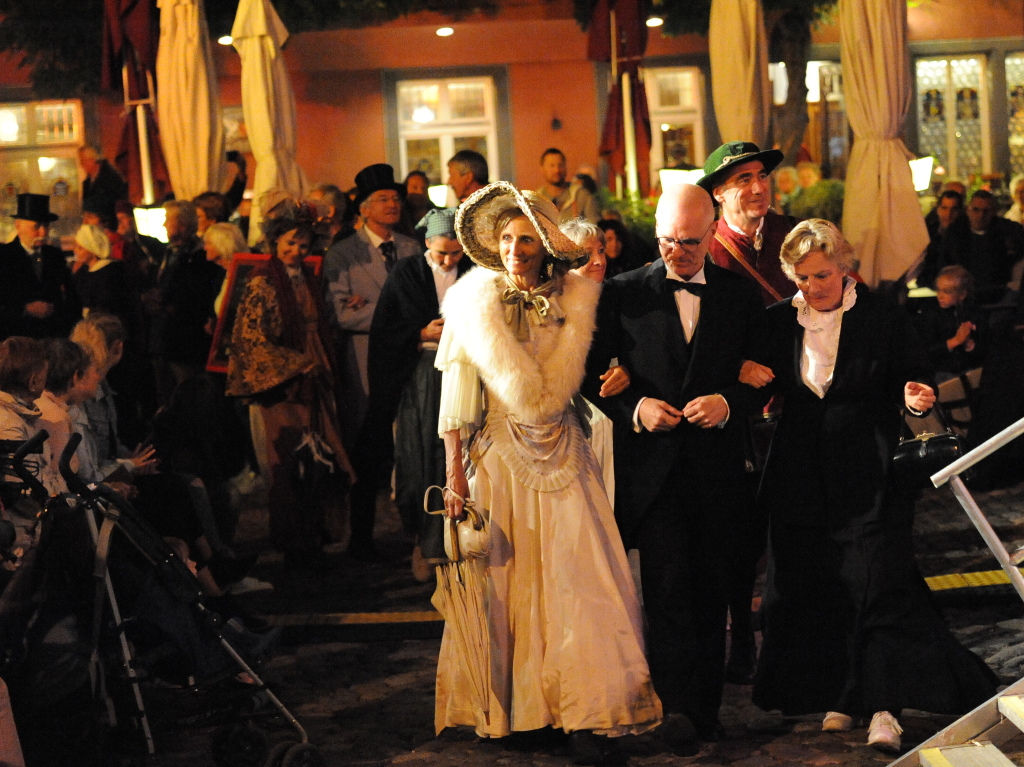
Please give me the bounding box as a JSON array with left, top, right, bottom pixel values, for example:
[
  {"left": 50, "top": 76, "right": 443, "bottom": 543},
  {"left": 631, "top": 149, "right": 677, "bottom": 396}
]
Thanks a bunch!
[
  {"left": 584, "top": 258, "right": 767, "bottom": 546},
  {"left": 0, "top": 239, "right": 80, "bottom": 340},
  {"left": 154, "top": 242, "right": 224, "bottom": 364},
  {"left": 357, "top": 254, "right": 473, "bottom": 487},
  {"left": 755, "top": 285, "right": 934, "bottom": 528},
  {"left": 367, "top": 255, "right": 473, "bottom": 420}
]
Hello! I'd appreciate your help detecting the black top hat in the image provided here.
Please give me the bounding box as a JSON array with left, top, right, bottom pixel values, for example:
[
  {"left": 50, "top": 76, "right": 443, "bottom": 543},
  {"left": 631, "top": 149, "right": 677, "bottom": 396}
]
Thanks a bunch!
[
  {"left": 13, "top": 193, "right": 59, "bottom": 224},
  {"left": 696, "top": 142, "right": 785, "bottom": 196},
  {"left": 353, "top": 164, "right": 406, "bottom": 208}
]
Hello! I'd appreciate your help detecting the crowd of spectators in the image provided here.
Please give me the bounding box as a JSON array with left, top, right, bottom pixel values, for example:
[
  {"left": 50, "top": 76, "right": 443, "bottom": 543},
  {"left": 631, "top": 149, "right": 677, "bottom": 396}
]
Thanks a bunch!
[{"left": 1, "top": 138, "right": 1024, "bottom": 764}]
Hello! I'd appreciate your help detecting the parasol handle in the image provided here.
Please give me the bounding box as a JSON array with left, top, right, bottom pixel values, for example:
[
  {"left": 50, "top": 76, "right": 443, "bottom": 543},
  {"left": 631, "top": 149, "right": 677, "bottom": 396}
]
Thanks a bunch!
[{"left": 423, "top": 485, "right": 485, "bottom": 530}]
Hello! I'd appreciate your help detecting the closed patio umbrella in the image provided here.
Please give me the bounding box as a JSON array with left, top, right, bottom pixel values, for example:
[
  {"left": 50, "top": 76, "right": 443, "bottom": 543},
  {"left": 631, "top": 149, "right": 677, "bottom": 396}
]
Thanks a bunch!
[
  {"left": 102, "top": 0, "right": 168, "bottom": 204},
  {"left": 589, "top": 0, "right": 652, "bottom": 197},
  {"left": 231, "top": 0, "right": 308, "bottom": 245},
  {"left": 156, "top": 0, "right": 224, "bottom": 202},
  {"left": 839, "top": 0, "right": 928, "bottom": 285},
  {"left": 708, "top": 0, "right": 771, "bottom": 146}
]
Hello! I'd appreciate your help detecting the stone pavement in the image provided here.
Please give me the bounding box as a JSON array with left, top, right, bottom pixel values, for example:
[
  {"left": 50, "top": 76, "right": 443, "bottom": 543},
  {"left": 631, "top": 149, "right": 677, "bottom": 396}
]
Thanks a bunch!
[{"left": 144, "top": 478, "right": 1024, "bottom": 767}]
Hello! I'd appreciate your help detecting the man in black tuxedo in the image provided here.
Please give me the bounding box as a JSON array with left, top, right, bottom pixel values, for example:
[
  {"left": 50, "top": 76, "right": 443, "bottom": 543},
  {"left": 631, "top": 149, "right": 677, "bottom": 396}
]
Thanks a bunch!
[
  {"left": 0, "top": 194, "right": 80, "bottom": 340},
  {"left": 584, "top": 183, "right": 766, "bottom": 745}
]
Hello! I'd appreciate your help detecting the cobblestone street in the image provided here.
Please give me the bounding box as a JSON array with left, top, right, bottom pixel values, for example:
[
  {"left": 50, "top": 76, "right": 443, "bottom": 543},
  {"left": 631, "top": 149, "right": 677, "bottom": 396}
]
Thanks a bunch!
[{"left": 144, "top": 477, "right": 1024, "bottom": 767}]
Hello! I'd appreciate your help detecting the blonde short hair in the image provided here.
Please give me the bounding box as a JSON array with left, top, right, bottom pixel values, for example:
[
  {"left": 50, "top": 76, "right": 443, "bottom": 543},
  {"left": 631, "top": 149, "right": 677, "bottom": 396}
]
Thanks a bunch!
[
  {"left": 70, "top": 313, "right": 126, "bottom": 374},
  {"left": 779, "top": 219, "right": 855, "bottom": 281},
  {"left": 203, "top": 222, "right": 246, "bottom": 264},
  {"left": 70, "top": 320, "right": 110, "bottom": 372},
  {"left": 559, "top": 218, "right": 604, "bottom": 248}
]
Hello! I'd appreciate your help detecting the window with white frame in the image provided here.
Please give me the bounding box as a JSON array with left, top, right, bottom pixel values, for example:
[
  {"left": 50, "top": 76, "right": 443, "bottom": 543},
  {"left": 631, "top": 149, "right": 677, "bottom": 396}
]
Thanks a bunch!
[
  {"left": 0, "top": 100, "right": 84, "bottom": 240},
  {"left": 916, "top": 56, "right": 991, "bottom": 181},
  {"left": 644, "top": 67, "right": 706, "bottom": 188},
  {"left": 396, "top": 77, "right": 499, "bottom": 186}
]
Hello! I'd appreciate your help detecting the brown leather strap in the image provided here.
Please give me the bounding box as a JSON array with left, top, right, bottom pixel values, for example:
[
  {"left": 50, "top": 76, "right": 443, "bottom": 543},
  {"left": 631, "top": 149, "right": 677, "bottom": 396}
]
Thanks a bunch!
[{"left": 714, "top": 232, "right": 783, "bottom": 302}]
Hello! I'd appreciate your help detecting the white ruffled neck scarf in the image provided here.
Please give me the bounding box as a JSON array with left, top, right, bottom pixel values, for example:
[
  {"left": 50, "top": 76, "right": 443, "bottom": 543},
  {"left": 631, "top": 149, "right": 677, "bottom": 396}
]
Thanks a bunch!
[{"left": 793, "top": 277, "right": 857, "bottom": 398}]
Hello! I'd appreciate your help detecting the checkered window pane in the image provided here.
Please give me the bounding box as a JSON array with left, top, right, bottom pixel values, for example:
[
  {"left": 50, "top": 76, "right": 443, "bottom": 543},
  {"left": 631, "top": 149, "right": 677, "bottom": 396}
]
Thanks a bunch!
[
  {"left": 950, "top": 58, "right": 983, "bottom": 177},
  {"left": 916, "top": 59, "right": 948, "bottom": 172},
  {"left": 1007, "top": 53, "right": 1024, "bottom": 176}
]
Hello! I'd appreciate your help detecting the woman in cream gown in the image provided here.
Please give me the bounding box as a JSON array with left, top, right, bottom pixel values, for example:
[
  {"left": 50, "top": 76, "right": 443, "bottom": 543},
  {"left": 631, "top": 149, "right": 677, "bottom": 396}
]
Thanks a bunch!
[{"left": 432, "top": 182, "right": 661, "bottom": 759}]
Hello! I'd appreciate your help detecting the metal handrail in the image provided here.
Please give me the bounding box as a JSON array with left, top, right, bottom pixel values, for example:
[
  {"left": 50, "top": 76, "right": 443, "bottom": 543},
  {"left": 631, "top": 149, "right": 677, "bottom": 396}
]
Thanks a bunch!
[{"left": 931, "top": 415, "right": 1024, "bottom": 488}]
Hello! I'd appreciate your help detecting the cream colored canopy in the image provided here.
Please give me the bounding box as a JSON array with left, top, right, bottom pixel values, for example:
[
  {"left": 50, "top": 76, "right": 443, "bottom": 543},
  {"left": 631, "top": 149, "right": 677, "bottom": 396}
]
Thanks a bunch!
[
  {"left": 839, "top": 0, "right": 928, "bottom": 285},
  {"left": 708, "top": 0, "right": 771, "bottom": 146},
  {"left": 155, "top": 0, "right": 224, "bottom": 202},
  {"left": 231, "top": 0, "right": 308, "bottom": 245}
]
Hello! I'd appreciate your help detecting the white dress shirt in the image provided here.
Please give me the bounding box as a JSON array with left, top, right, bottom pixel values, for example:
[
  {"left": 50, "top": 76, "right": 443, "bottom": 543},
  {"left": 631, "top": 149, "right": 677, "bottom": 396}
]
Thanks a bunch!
[
  {"left": 665, "top": 265, "right": 706, "bottom": 343},
  {"left": 794, "top": 277, "right": 857, "bottom": 398}
]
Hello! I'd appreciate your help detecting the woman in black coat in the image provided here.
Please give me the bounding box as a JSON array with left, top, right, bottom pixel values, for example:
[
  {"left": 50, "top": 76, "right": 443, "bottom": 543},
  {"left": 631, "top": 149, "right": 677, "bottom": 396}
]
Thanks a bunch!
[{"left": 743, "top": 220, "right": 998, "bottom": 753}]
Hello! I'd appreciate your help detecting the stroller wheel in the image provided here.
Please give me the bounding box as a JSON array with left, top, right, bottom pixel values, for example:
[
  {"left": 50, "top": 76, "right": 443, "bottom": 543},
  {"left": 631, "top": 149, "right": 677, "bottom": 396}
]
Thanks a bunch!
[
  {"left": 262, "top": 740, "right": 295, "bottom": 767},
  {"left": 281, "top": 742, "right": 326, "bottom": 767},
  {"left": 211, "top": 721, "right": 270, "bottom": 767}
]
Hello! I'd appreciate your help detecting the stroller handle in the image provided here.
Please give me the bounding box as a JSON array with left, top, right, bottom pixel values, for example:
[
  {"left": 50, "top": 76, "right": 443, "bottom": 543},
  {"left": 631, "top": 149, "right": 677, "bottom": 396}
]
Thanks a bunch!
[
  {"left": 12, "top": 429, "right": 49, "bottom": 501},
  {"left": 58, "top": 432, "right": 92, "bottom": 497}
]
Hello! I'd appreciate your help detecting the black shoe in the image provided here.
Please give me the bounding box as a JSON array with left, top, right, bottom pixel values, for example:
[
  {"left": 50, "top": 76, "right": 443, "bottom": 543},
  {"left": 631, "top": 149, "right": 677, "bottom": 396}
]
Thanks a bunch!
[
  {"left": 570, "top": 731, "right": 604, "bottom": 765},
  {"left": 697, "top": 722, "right": 727, "bottom": 742},
  {"left": 656, "top": 712, "right": 699, "bottom": 757},
  {"left": 725, "top": 646, "right": 757, "bottom": 685}
]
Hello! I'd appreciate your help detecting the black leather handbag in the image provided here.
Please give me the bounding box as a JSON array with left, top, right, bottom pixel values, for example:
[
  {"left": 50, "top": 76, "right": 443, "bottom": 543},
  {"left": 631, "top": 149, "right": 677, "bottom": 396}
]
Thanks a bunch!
[{"left": 891, "top": 416, "right": 966, "bottom": 491}]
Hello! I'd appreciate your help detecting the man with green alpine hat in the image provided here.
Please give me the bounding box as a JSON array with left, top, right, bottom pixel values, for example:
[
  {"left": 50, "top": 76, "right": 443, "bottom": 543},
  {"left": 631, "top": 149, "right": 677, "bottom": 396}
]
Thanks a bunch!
[
  {"left": 696, "top": 142, "right": 796, "bottom": 688},
  {"left": 699, "top": 141, "right": 795, "bottom": 308}
]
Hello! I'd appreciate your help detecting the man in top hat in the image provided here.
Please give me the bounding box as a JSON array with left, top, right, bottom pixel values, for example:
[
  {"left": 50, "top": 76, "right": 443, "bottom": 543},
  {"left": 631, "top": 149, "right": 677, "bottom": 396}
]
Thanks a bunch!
[
  {"left": 583, "top": 183, "right": 767, "bottom": 748},
  {"left": 698, "top": 142, "right": 796, "bottom": 686},
  {"left": 349, "top": 208, "right": 474, "bottom": 566},
  {"left": 701, "top": 142, "right": 795, "bottom": 308},
  {"left": 324, "top": 165, "right": 420, "bottom": 456},
  {"left": 0, "top": 194, "right": 80, "bottom": 340}
]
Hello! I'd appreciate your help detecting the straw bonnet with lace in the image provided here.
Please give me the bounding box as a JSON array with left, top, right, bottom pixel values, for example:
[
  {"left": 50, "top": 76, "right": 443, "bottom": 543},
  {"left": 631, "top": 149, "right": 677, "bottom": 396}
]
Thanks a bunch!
[{"left": 454, "top": 181, "right": 589, "bottom": 272}]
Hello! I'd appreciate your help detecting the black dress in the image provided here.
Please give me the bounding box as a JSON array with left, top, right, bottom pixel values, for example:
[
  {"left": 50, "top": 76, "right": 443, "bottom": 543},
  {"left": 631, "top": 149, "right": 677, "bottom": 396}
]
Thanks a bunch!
[
  {"left": 752, "top": 285, "right": 998, "bottom": 717},
  {"left": 73, "top": 259, "right": 132, "bottom": 324}
]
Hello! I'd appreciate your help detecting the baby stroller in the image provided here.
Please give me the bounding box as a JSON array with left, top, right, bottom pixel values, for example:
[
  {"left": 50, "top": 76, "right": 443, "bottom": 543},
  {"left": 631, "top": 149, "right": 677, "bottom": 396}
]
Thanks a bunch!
[{"left": 4, "top": 431, "right": 323, "bottom": 767}]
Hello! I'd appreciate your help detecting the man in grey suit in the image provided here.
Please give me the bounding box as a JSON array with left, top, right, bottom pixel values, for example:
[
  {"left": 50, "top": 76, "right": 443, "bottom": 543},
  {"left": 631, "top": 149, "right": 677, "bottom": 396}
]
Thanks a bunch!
[
  {"left": 324, "top": 163, "right": 420, "bottom": 559},
  {"left": 324, "top": 164, "right": 421, "bottom": 443}
]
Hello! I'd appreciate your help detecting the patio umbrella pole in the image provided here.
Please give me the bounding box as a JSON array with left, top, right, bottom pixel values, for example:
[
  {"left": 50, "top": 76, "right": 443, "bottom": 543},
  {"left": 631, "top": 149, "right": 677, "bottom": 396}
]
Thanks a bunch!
[
  {"left": 622, "top": 71, "right": 639, "bottom": 196},
  {"left": 122, "top": 65, "right": 156, "bottom": 205},
  {"left": 610, "top": 8, "right": 623, "bottom": 197}
]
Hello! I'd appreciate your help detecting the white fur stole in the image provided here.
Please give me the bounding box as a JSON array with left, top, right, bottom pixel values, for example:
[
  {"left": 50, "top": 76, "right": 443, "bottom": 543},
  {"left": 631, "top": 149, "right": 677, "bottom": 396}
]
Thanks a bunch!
[{"left": 441, "top": 268, "right": 600, "bottom": 424}]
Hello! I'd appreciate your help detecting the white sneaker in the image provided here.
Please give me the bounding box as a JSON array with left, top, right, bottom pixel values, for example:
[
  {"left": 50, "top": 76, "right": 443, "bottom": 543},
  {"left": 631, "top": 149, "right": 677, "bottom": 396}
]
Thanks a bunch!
[
  {"left": 867, "top": 711, "right": 902, "bottom": 753},
  {"left": 822, "top": 711, "right": 853, "bottom": 732}
]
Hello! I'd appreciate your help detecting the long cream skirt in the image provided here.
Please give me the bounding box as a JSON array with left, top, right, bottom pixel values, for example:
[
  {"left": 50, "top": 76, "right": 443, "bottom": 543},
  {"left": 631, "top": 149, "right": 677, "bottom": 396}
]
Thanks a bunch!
[{"left": 433, "top": 412, "right": 661, "bottom": 738}]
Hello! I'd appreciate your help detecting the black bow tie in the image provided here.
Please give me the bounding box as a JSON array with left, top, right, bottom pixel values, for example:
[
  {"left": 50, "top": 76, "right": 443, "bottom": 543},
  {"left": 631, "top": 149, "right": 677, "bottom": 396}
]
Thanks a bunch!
[{"left": 669, "top": 280, "right": 704, "bottom": 296}]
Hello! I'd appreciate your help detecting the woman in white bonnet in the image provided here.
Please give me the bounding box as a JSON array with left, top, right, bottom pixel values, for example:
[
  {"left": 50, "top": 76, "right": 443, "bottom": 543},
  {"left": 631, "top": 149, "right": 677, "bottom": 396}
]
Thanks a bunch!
[
  {"left": 433, "top": 182, "right": 661, "bottom": 762},
  {"left": 72, "top": 223, "right": 129, "bottom": 322}
]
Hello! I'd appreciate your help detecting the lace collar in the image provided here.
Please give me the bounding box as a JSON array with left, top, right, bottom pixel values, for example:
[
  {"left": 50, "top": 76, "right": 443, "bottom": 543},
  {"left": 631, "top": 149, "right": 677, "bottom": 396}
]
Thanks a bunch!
[{"left": 792, "top": 276, "right": 857, "bottom": 333}]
